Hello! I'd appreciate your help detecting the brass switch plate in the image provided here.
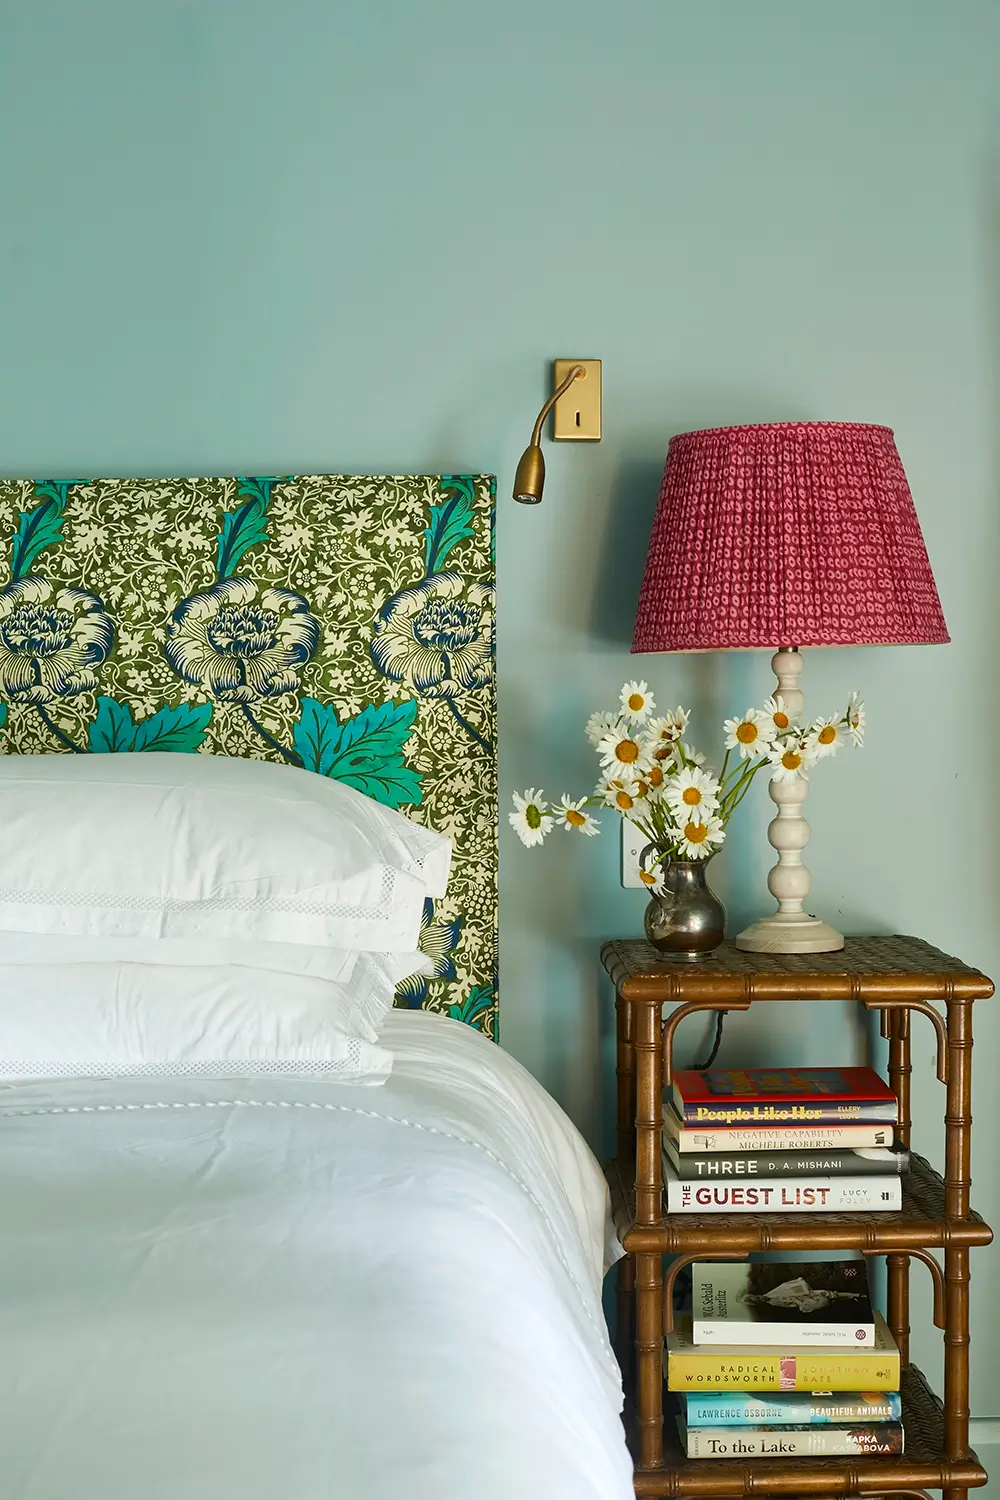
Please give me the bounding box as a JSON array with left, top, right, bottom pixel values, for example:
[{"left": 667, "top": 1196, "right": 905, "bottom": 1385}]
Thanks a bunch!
[{"left": 553, "top": 358, "right": 602, "bottom": 440}]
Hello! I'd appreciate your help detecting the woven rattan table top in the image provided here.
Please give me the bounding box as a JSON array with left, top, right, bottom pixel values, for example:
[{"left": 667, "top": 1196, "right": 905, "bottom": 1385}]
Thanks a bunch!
[{"left": 602, "top": 935, "right": 993, "bottom": 1001}]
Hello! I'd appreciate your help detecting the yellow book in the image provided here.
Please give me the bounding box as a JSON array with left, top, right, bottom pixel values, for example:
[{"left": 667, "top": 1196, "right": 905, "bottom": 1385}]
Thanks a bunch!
[{"left": 665, "top": 1311, "right": 899, "bottom": 1392}]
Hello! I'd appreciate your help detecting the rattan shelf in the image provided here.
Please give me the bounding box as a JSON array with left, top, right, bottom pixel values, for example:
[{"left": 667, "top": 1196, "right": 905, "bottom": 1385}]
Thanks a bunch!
[
  {"left": 630, "top": 1365, "right": 986, "bottom": 1497},
  {"left": 602, "top": 934, "right": 994, "bottom": 1500},
  {"left": 607, "top": 1152, "right": 993, "bottom": 1255}
]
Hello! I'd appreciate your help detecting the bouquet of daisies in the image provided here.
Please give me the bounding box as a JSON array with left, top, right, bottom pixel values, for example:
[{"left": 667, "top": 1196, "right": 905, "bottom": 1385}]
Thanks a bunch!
[{"left": 510, "top": 680, "right": 864, "bottom": 882}]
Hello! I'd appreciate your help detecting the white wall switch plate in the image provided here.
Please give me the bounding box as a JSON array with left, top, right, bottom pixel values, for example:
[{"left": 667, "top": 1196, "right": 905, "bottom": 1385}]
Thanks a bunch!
[{"left": 621, "top": 820, "right": 648, "bottom": 888}]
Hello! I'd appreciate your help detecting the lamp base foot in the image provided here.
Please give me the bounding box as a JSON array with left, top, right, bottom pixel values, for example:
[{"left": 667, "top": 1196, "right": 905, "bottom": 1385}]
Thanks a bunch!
[{"left": 735, "top": 911, "right": 845, "bottom": 954}]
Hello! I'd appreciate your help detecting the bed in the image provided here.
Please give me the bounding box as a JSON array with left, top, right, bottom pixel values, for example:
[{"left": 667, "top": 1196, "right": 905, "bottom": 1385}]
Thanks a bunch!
[
  {"left": 0, "top": 1010, "right": 632, "bottom": 1499},
  {"left": 0, "top": 474, "right": 633, "bottom": 1499}
]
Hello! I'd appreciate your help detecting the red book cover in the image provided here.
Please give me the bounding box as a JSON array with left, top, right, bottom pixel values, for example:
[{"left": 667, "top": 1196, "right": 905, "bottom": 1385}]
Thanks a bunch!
[{"left": 672, "top": 1068, "right": 897, "bottom": 1126}]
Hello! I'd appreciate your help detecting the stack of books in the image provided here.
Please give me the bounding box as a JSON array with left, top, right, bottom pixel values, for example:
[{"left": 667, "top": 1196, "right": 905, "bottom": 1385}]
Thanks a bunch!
[
  {"left": 662, "top": 1067, "right": 907, "bottom": 1213},
  {"left": 667, "top": 1258, "right": 904, "bottom": 1458}
]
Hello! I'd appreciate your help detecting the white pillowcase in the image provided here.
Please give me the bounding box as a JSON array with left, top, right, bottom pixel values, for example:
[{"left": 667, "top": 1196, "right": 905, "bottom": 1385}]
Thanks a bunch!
[
  {"left": 0, "top": 754, "right": 451, "bottom": 951},
  {"left": 0, "top": 950, "right": 430, "bottom": 1084},
  {"left": 0, "top": 932, "right": 361, "bottom": 983}
]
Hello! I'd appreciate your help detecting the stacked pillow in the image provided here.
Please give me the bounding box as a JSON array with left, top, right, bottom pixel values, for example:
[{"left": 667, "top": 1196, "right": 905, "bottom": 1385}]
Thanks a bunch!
[{"left": 0, "top": 753, "right": 452, "bottom": 1084}]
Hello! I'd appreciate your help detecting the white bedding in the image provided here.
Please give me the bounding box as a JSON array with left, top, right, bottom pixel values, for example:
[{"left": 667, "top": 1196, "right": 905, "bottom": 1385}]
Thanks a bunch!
[{"left": 0, "top": 1010, "right": 633, "bottom": 1500}]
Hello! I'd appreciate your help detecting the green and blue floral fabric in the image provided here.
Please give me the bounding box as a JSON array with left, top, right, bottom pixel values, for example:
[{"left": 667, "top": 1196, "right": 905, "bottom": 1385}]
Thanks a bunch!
[{"left": 0, "top": 474, "right": 498, "bottom": 1037}]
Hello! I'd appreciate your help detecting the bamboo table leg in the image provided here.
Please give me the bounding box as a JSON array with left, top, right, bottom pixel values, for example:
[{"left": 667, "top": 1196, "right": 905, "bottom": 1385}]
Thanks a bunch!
[
  {"left": 943, "top": 992, "right": 974, "bottom": 1500},
  {"left": 617, "top": 1253, "right": 636, "bottom": 1389},
  {"left": 634, "top": 1251, "right": 663, "bottom": 1470},
  {"left": 633, "top": 995, "right": 663, "bottom": 1470},
  {"left": 617, "top": 988, "right": 636, "bottom": 1170},
  {"left": 887, "top": 1007, "right": 912, "bottom": 1367}
]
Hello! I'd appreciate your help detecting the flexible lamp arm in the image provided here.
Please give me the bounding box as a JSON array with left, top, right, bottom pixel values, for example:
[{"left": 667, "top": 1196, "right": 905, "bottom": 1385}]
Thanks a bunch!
[{"left": 512, "top": 363, "right": 585, "bottom": 504}]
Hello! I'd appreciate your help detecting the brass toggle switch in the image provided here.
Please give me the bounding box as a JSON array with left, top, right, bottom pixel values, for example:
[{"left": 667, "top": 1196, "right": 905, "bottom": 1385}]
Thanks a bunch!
[{"left": 552, "top": 359, "right": 602, "bottom": 440}]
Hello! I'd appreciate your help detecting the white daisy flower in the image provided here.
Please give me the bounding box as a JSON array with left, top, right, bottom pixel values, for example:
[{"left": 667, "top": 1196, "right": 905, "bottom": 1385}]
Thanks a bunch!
[
  {"left": 598, "top": 777, "right": 641, "bottom": 813},
  {"left": 846, "top": 693, "right": 866, "bottom": 747},
  {"left": 597, "top": 728, "right": 651, "bottom": 777},
  {"left": 677, "top": 741, "right": 707, "bottom": 767},
  {"left": 642, "top": 724, "right": 675, "bottom": 763},
  {"left": 767, "top": 738, "right": 815, "bottom": 783},
  {"left": 809, "top": 715, "right": 846, "bottom": 759},
  {"left": 643, "top": 762, "right": 668, "bottom": 795},
  {"left": 585, "top": 709, "right": 622, "bottom": 747},
  {"left": 556, "top": 795, "right": 600, "bottom": 836},
  {"left": 620, "top": 680, "right": 655, "bottom": 721},
  {"left": 676, "top": 813, "right": 726, "bottom": 859},
  {"left": 509, "top": 789, "right": 550, "bottom": 847},
  {"left": 724, "top": 706, "right": 777, "bottom": 759},
  {"left": 665, "top": 765, "right": 721, "bottom": 821},
  {"left": 643, "top": 708, "right": 690, "bottom": 759},
  {"left": 638, "top": 863, "right": 665, "bottom": 893},
  {"left": 763, "top": 695, "right": 794, "bottom": 734}
]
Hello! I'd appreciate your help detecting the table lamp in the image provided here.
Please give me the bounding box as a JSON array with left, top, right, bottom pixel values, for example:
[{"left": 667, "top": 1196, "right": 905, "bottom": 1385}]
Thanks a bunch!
[{"left": 632, "top": 421, "right": 949, "bottom": 953}]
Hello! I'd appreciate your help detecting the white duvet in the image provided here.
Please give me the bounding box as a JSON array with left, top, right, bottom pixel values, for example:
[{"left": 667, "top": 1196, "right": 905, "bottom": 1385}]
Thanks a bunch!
[{"left": 0, "top": 1011, "right": 633, "bottom": 1500}]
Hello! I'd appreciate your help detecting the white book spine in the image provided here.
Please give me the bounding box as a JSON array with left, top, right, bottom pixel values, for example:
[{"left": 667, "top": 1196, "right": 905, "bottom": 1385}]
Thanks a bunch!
[
  {"left": 681, "top": 1423, "right": 904, "bottom": 1458},
  {"left": 692, "top": 1319, "right": 874, "bottom": 1346},
  {"left": 667, "top": 1123, "right": 893, "bottom": 1152},
  {"left": 666, "top": 1174, "right": 903, "bottom": 1213}
]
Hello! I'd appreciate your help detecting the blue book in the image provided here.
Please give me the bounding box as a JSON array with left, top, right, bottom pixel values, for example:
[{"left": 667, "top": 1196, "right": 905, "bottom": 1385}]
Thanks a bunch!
[{"left": 683, "top": 1392, "right": 902, "bottom": 1426}]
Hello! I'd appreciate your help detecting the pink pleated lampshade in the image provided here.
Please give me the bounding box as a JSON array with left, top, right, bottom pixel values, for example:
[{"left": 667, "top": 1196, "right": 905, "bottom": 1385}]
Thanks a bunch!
[{"left": 632, "top": 421, "right": 949, "bottom": 652}]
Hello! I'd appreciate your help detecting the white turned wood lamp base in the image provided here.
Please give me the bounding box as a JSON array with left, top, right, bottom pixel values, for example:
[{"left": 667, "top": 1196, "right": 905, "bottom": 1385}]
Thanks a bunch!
[
  {"left": 735, "top": 647, "right": 844, "bottom": 955},
  {"left": 736, "top": 911, "right": 844, "bottom": 954}
]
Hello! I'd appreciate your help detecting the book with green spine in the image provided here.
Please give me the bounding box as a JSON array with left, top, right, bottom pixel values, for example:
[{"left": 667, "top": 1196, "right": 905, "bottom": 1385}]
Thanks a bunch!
[{"left": 683, "top": 1391, "right": 902, "bottom": 1425}]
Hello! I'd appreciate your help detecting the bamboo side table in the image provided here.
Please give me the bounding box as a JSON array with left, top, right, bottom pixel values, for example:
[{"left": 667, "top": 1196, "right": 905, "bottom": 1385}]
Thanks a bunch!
[{"left": 602, "top": 935, "right": 994, "bottom": 1500}]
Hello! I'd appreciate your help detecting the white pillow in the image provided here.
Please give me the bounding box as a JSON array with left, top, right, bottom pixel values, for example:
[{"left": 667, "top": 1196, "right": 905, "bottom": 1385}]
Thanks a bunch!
[
  {"left": 0, "top": 932, "right": 360, "bottom": 983},
  {"left": 0, "top": 754, "right": 451, "bottom": 951},
  {"left": 0, "top": 950, "right": 430, "bottom": 1084}
]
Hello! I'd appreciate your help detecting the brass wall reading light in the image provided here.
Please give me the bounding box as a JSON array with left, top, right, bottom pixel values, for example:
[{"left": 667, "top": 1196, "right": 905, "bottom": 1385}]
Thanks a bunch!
[{"left": 512, "top": 359, "right": 601, "bottom": 503}]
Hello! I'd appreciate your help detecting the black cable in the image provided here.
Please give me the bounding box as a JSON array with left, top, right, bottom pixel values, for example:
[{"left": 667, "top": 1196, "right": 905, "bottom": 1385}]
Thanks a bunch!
[{"left": 692, "top": 1010, "right": 724, "bottom": 1070}]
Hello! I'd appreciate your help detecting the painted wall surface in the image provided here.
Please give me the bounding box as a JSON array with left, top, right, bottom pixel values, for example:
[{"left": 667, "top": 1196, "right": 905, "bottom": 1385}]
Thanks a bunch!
[{"left": 1, "top": 0, "right": 998, "bottom": 1415}]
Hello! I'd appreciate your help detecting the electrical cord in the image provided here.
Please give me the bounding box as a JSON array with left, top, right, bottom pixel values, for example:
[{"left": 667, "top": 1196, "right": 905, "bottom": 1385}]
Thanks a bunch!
[{"left": 692, "top": 1010, "right": 725, "bottom": 1070}]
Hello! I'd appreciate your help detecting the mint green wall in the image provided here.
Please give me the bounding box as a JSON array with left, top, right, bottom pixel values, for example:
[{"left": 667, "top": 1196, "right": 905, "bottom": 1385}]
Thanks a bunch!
[{"left": 1, "top": 0, "right": 998, "bottom": 1415}]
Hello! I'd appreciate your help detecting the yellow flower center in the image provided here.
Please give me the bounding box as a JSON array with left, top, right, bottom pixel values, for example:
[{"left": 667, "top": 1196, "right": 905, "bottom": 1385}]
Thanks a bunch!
[
  {"left": 682, "top": 786, "right": 701, "bottom": 806},
  {"left": 654, "top": 745, "right": 670, "bottom": 762},
  {"left": 648, "top": 765, "right": 664, "bottom": 788},
  {"left": 565, "top": 808, "right": 586, "bottom": 827},
  {"left": 636, "top": 780, "right": 649, "bottom": 798},
  {"left": 639, "top": 869, "right": 657, "bottom": 886},
  {"left": 684, "top": 821, "right": 709, "bottom": 844},
  {"left": 736, "top": 721, "right": 758, "bottom": 744},
  {"left": 773, "top": 711, "right": 789, "bottom": 729},
  {"left": 781, "top": 750, "right": 802, "bottom": 770},
  {"left": 818, "top": 725, "right": 836, "bottom": 745},
  {"left": 627, "top": 693, "right": 644, "bottom": 712},
  {"left": 616, "top": 738, "right": 640, "bottom": 764},
  {"left": 615, "top": 790, "right": 634, "bottom": 810}
]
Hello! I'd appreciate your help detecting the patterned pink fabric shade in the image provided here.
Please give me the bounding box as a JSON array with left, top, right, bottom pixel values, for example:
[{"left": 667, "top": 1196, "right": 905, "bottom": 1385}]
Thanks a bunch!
[{"left": 632, "top": 422, "right": 949, "bottom": 652}]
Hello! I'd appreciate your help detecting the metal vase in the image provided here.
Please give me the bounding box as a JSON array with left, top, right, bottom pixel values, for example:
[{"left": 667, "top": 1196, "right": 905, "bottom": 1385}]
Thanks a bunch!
[{"left": 641, "top": 851, "right": 726, "bottom": 960}]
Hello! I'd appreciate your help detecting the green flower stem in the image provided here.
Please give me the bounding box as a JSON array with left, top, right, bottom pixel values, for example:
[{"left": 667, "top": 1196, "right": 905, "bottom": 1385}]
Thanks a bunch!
[
  {"left": 33, "top": 703, "right": 84, "bottom": 753},
  {"left": 718, "top": 756, "right": 765, "bottom": 818},
  {"left": 240, "top": 703, "right": 302, "bottom": 767},
  {"left": 632, "top": 815, "right": 659, "bottom": 846},
  {"left": 719, "top": 758, "right": 769, "bottom": 821},
  {"left": 726, "top": 770, "right": 765, "bottom": 817},
  {"left": 446, "top": 697, "right": 494, "bottom": 756}
]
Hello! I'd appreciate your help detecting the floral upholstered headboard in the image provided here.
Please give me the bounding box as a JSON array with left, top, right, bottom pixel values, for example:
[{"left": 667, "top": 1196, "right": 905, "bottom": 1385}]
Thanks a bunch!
[{"left": 0, "top": 474, "right": 498, "bottom": 1037}]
